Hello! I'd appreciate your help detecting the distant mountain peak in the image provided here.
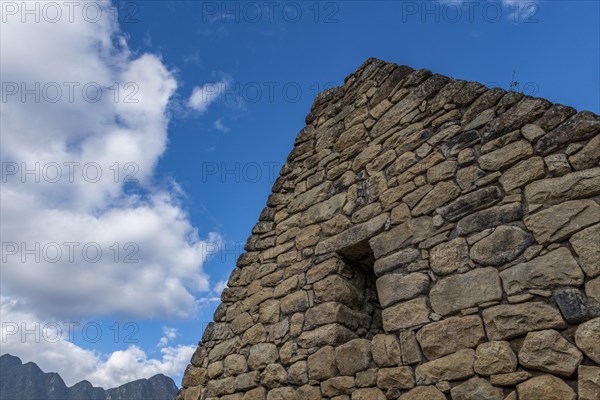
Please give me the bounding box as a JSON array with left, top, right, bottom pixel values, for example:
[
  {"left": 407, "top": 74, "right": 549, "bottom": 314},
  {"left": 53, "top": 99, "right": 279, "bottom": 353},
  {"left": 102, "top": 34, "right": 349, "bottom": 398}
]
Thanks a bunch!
[{"left": 0, "top": 353, "right": 178, "bottom": 400}]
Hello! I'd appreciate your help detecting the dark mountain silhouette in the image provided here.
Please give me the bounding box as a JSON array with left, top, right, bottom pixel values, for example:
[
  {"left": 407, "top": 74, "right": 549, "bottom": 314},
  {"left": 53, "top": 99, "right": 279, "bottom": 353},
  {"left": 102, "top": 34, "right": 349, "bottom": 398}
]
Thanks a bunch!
[{"left": 0, "top": 354, "right": 177, "bottom": 400}]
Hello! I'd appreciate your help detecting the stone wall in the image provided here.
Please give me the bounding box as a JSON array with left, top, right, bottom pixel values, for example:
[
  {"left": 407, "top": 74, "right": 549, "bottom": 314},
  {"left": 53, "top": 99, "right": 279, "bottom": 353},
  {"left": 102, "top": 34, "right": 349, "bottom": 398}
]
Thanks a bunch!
[{"left": 178, "top": 58, "right": 600, "bottom": 400}]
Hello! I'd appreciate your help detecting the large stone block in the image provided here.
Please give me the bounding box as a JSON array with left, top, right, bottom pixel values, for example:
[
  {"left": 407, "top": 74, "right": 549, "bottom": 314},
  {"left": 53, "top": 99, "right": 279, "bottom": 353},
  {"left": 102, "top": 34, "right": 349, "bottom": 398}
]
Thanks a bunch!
[
  {"left": 578, "top": 365, "right": 600, "bottom": 400},
  {"left": 415, "top": 315, "right": 485, "bottom": 360},
  {"left": 478, "top": 140, "right": 533, "bottom": 171},
  {"left": 470, "top": 225, "right": 533, "bottom": 266},
  {"left": 575, "top": 317, "right": 600, "bottom": 363},
  {"left": 499, "top": 247, "right": 584, "bottom": 295},
  {"left": 474, "top": 341, "right": 517, "bottom": 376},
  {"left": 376, "top": 367, "right": 415, "bottom": 390},
  {"left": 313, "top": 275, "right": 363, "bottom": 308},
  {"left": 429, "top": 268, "right": 503, "bottom": 316},
  {"left": 372, "top": 334, "right": 401, "bottom": 367},
  {"left": 482, "top": 302, "right": 566, "bottom": 340},
  {"left": 516, "top": 375, "right": 576, "bottom": 400},
  {"left": 307, "top": 346, "right": 337, "bottom": 381},
  {"left": 415, "top": 349, "right": 475, "bottom": 385},
  {"left": 382, "top": 297, "right": 430, "bottom": 332},
  {"left": 437, "top": 186, "right": 502, "bottom": 221},
  {"left": 430, "top": 237, "right": 469, "bottom": 275},
  {"left": 570, "top": 223, "right": 600, "bottom": 277},
  {"left": 376, "top": 272, "right": 429, "bottom": 307},
  {"left": 297, "top": 323, "right": 357, "bottom": 348},
  {"left": 335, "top": 339, "right": 372, "bottom": 376},
  {"left": 369, "top": 216, "right": 435, "bottom": 258},
  {"left": 399, "top": 386, "right": 446, "bottom": 400},
  {"left": 518, "top": 329, "right": 582, "bottom": 377},
  {"left": 450, "top": 376, "right": 504, "bottom": 400},
  {"left": 524, "top": 167, "right": 600, "bottom": 205},
  {"left": 524, "top": 200, "right": 600, "bottom": 245},
  {"left": 456, "top": 202, "right": 524, "bottom": 235}
]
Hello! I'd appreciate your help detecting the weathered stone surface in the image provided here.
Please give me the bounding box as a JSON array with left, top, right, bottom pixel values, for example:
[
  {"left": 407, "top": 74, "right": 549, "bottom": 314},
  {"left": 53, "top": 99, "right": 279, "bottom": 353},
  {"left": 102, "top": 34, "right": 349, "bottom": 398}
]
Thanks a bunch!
[
  {"left": 182, "top": 365, "right": 207, "bottom": 387},
  {"left": 372, "top": 75, "right": 449, "bottom": 137},
  {"left": 415, "top": 349, "right": 475, "bottom": 385},
  {"left": 430, "top": 268, "right": 503, "bottom": 316},
  {"left": 224, "top": 354, "right": 248, "bottom": 376},
  {"left": 372, "top": 334, "right": 401, "bottom": 367},
  {"left": 489, "top": 371, "right": 530, "bottom": 386},
  {"left": 307, "top": 346, "right": 337, "bottom": 381},
  {"left": 294, "top": 385, "right": 320, "bottom": 400},
  {"left": 437, "top": 186, "right": 502, "bottom": 221},
  {"left": 483, "top": 302, "right": 566, "bottom": 340},
  {"left": 554, "top": 288, "right": 589, "bottom": 324},
  {"left": 412, "top": 181, "right": 461, "bottom": 216},
  {"left": 578, "top": 365, "right": 600, "bottom": 400},
  {"left": 416, "top": 315, "right": 485, "bottom": 360},
  {"left": 518, "top": 329, "right": 583, "bottom": 377},
  {"left": 399, "top": 331, "right": 422, "bottom": 365},
  {"left": 320, "top": 376, "right": 354, "bottom": 397},
  {"left": 427, "top": 160, "right": 458, "bottom": 183},
  {"left": 261, "top": 364, "right": 287, "bottom": 388},
  {"left": 304, "top": 302, "right": 368, "bottom": 331},
  {"left": 499, "top": 156, "right": 545, "bottom": 192},
  {"left": 570, "top": 223, "right": 600, "bottom": 277},
  {"left": 377, "top": 367, "right": 415, "bottom": 390},
  {"left": 499, "top": 247, "right": 584, "bottom": 295},
  {"left": 335, "top": 339, "right": 372, "bottom": 376},
  {"left": 297, "top": 324, "right": 357, "bottom": 348},
  {"left": 450, "top": 376, "right": 504, "bottom": 400},
  {"left": 470, "top": 226, "right": 533, "bottom": 266},
  {"left": 376, "top": 272, "right": 429, "bottom": 307},
  {"left": 587, "top": 277, "right": 600, "bottom": 304},
  {"left": 479, "top": 140, "right": 533, "bottom": 171},
  {"left": 517, "top": 375, "right": 576, "bottom": 400},
  {"left": 456, "top": 202, "right": 524, "bottom": 235},
  {"left": 575, "top": 317, "right": 600, "bottom": 363},
  {"left": 430, "top": 237, "right": 469, "bottom": 275},
  {"left": 266, "top": 387, "right": 296, "bottom": 400},
  {"left": 314, "top": 275, "right": 362, "bottom": 308},
  {"left": 570, "top": 134, "right": 600, "bottom": 170},
  {"left": 524, "top": 167, "right": 600, "bottom": 205},
  {"left": 544, "top": 153, "right": 572, "bottom": 176},
  {"left": 288, "top": 361, "right": 308, "bottom": 386},
  {"left": 483, "top": 97, "right": 550, "bottom": 142},
  {"left": 474, "top": 341, "right": 517, "bottom": 376},
  {"left": 535, "top": 110, "right": 600, "bottom": 155},
  {"left": 316, "top": 213, "right": 388, "bottom": 254},
  {"left": 248, "top": 344, "right": 279, "bottom": 371},
  {"left": 382, "top": 297, "right": 430, "bottom": 331},
  {"left": 373, "top": 248, "right": 420, "bottom": 276},
  {"left": 399, "top": 386, "right": 446, "bottom": 400},
  {"left": 524, "top": 200, "right": 600, "bottom": 245},
  {"left": 351, "top": 387, "right": 386, "bottom": 400},
  {"left": 369, "top": 216, "right": 435, "bottom": 258},
  {"left": 207, "top": 377, "right": 236, "bottom": 396}
]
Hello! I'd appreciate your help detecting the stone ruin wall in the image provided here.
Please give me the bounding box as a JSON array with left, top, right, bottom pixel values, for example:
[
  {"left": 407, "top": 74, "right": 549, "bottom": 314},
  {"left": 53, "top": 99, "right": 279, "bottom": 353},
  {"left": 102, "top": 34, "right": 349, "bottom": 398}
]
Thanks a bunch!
[{"left": 178, "top": 58, "right": 600, "bottom": 400}]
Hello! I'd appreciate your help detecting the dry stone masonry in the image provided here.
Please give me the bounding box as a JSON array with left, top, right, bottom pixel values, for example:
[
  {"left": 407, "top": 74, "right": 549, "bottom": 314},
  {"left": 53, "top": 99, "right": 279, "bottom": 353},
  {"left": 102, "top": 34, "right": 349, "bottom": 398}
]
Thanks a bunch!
[{"left": 179, "top": 58, "right": 600, "bottom": 400}]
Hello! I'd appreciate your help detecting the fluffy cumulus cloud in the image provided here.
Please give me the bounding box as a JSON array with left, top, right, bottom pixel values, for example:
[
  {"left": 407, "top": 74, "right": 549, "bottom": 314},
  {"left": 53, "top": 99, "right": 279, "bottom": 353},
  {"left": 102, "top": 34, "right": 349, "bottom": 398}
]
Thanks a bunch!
[
  {"left": 1, "top": 299, "right": 195, "bottom": 388},
  {"left": 0, "top": 0, "right": 215, "bottom": 387}
]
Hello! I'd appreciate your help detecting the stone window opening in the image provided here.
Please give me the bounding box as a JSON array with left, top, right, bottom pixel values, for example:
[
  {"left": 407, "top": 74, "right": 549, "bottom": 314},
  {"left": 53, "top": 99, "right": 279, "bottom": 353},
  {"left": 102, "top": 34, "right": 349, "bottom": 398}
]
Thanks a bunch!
[{"left": 337, "top": 238, "right": 384, "bottom": 339}]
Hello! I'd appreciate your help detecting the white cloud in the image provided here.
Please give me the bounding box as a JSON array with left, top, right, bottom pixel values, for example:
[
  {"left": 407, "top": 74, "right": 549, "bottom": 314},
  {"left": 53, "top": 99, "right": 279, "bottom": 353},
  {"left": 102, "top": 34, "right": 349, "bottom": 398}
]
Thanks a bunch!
[
  {"left": 213, "top": 118, "right": 230, "bottom": 132},
  {"left": 1, "top": 299, "right": 194, "bottom": 388},
  {"left": 188, "top": 79, "right": 231, "bottom": 114},
  {"left": 157, "top": 327, "right": 179, "bottom": 347},
  {"left": 0, "top": 0, "right": 220, "bottom": 320}
]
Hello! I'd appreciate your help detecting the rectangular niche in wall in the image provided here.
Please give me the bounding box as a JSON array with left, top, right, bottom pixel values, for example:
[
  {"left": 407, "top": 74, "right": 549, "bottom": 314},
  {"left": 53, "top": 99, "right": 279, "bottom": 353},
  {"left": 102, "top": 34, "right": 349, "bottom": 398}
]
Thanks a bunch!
[{"left": 337, "top": 239, "right": 383, "bottom": 339}]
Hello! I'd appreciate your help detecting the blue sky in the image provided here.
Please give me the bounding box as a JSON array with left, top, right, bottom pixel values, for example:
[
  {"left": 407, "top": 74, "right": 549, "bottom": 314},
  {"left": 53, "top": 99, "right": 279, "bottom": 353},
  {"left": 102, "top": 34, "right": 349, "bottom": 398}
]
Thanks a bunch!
[{"left": 1, "top": 0, "right": 598, "bottom": 389}]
